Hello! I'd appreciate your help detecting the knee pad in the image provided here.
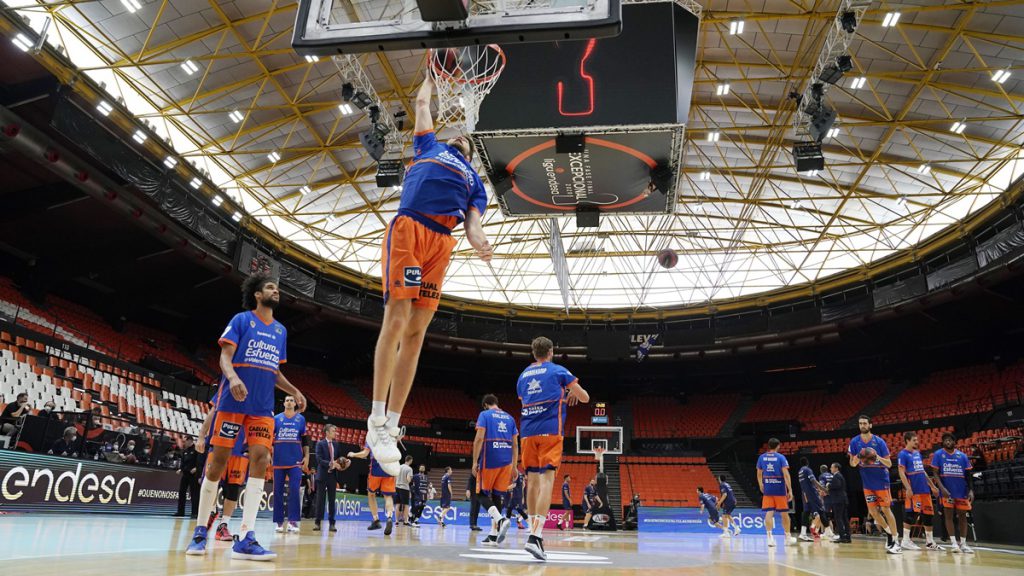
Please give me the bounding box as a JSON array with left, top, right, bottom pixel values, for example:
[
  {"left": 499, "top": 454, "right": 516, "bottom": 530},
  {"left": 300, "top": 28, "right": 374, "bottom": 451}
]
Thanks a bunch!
[{"left": 222, "top": 483, "right": 242, "bottom": 501}]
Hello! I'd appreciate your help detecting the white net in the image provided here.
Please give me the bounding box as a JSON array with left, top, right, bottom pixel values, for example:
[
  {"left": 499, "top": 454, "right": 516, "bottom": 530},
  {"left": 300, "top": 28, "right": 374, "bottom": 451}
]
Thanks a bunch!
[{"left": 427, "top": 44, "right": 506, "bottom": 133}]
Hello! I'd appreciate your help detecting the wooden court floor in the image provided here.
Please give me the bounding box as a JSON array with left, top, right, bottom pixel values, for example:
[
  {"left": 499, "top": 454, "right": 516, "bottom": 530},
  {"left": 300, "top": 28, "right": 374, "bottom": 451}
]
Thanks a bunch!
[{"left": 1, "top": 514, "right": 1021, "bottom": 575}]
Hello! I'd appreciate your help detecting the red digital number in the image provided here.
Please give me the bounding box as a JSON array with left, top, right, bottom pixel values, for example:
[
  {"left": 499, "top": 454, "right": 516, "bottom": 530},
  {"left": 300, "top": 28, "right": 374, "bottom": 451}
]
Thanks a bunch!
[{"left": 557, "top": 39, "right": 597, "bottom": 116}]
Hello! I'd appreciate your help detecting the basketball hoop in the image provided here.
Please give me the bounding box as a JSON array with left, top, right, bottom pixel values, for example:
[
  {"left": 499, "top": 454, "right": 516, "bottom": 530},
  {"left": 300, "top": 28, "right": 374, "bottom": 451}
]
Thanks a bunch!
[{"left": 428, "top": 44, "right": 506, "bottom": 133}]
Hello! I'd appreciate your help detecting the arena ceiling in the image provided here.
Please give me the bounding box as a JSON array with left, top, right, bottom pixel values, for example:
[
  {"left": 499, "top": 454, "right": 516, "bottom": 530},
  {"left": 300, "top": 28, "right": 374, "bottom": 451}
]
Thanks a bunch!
[{"left": 3, "top": 0, "right": 1024, "bottom": 311}]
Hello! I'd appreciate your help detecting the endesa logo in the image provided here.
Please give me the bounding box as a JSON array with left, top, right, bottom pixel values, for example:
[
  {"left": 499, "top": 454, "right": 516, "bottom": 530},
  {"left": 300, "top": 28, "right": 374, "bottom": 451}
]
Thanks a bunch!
[
  {"left": 731, "top": 512, "right": 765, "bottom": 530},
  {"left": 2, "top": 462, "right": 136, "bottom": 505}
]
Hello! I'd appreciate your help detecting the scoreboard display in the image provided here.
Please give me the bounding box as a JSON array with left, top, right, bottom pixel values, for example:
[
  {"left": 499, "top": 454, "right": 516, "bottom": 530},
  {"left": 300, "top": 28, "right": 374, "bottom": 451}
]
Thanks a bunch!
[
  {"left": 592, "top": 402, "right": 609, "bottom": 425},
  {"left": 476, "top": 2, "right": 698, "bottom": 130}
]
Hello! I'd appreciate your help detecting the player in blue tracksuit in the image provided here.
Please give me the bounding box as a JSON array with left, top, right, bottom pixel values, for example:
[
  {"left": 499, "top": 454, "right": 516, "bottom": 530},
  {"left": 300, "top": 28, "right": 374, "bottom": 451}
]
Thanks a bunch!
[
  {"left": 698, "top": 487, "right": 726, "bottom": 531},
  {"left": 505, "top": 470, "right": 528, "bottom": 528},
  {"left": 717, "top": 475, "right": 740, "bottom": 536},
  {"left": 439, "top": 467, "right": 453, "bottom": 527},
  {"left": 409, "top": 465, "right": 430, "bottom": 525}
]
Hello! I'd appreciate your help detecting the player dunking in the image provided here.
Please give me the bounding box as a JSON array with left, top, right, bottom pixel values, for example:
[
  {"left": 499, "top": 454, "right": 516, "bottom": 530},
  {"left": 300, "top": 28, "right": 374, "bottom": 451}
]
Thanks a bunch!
[
  {"left": 849, "top": 415, "right": 901, "bottom": 554},
  {"left": 366, "top": 70, "right": 493, "bottom": 475},
  {"left": 186, "top": 274, "right": 306, "bottom": 561},
  {"left": 272, "top": 396, "right": 308, "bottom": 533},
  {"left": 898, "top": 431, "right": 942, "bottom": 550},
  {"left": 517, "top": 336, "right": 590, "bottom": 560},
  {"left": 930, "top": 432, "right": 975, "bottom": 554},
  {"left": 471, "top": 394, "right": 518, "bottom": 546},
  {"left": 756, "top": 438, "right": 795, "bottom": 547}
]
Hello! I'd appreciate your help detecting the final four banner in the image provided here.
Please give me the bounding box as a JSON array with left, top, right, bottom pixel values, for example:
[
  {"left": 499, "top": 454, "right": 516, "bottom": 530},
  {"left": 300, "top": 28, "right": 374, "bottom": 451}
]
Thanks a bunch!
[
  {"left": 637, "top": 506, "right": 769, "bottom": 533},
  {"left": 324, "top": 492, "right": 473, "bottom": 526}
]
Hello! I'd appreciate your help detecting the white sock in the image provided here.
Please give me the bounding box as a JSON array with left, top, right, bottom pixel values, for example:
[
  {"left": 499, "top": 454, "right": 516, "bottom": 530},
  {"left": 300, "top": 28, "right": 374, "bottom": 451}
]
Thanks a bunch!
[
  {"left": 531, "top": 515, "right": 545, "bottom": 537},
  {"left": 800, "top": 527, "right": 807, "bottom": 536},
  {"left": 371, "top": 401, "right": 386, "bottom": 419},
  {"left": 239, "top": 477, "right": 264, "bottom": 534},
  {"left": 386, "top": 410, "right": 401, "bottom": 429},
  {"left": 195, "top": 478, "right": 219, "bottom": 529},
  {"left": 925, "top": 531, "right": 934, "bottom": 544},
  {"left": 488, "top": 505, "right": 502, "bottom": 522}
]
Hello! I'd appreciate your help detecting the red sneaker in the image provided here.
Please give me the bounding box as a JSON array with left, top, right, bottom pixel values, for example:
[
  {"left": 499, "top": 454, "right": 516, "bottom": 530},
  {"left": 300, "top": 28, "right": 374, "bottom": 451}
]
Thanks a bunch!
[{"left": 215, "top": 523, "right": 233, "bottom": 542}]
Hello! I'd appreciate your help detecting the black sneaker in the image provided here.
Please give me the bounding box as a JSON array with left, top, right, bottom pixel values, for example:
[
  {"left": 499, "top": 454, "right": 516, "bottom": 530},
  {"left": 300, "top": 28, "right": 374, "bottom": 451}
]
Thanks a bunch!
[
  {"left": 384, "top": 518, "right": 393, "bottom": 536},
  {"left": 470, "top": 525, "right": 482, "bottom": 532},
  {"left": 329, "top": 525, "right": 337, "bottom": 532},
  {"left": 525, "top": 535, "right": 546, "bottom": 561},
  {"left": 313, "top": 524, "right": 321, "bottom": 532},
  {"left": 481, "top": 535, "right": 498, "bottom": 547},
  {"left": 368, "top": 520, "right": 382, "bottom": 531}
]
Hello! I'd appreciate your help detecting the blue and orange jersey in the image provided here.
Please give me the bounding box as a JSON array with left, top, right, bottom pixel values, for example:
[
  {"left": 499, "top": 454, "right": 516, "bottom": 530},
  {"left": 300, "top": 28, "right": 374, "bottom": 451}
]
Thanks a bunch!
[
  {"left": 930, "top": 449, "right": 972, "bottom": 499},
  {"left": 848, "top": 434, "right": 891, "bottom": 491},
  {"left": 216, "top": 310, "right": 287, "bottom": 417},
  {"left": 399, "top": 131, "right": 487, "bottom": 228},
  {"left": 272, "top": 412, "right": 306, "bottom": 467},
  {"left": 517, "top": 361, "right": 577, "bottom": 437},
  {"left": 698, "top": 491, "right": 718, "bottom": 512},
  {"left": 898, "top": 449, "right": 932, "bottom": 494},
  {"left": 756, "top": 451, "right": 789, "bottom": 496},
  {"left": 476, "top": 407, "right": 518, "bottom": 469}
]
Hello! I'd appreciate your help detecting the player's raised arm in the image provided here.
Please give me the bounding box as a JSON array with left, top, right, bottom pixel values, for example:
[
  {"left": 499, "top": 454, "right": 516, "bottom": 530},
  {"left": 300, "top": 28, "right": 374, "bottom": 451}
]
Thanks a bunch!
[
  {"left": 414, "top": 72, "right": 434, "bottom": 134},
  {"left": 464, "top": 208, "right": 492, "bottom": 262}
]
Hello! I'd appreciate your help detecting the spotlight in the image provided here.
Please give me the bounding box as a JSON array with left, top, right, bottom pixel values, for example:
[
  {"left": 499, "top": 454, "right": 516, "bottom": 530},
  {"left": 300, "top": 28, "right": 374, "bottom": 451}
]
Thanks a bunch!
[
  {"left": 811, "top": 83, "right": 825, "bottom": 100},
  {"left": 808, "top": 105, "right": 837, "bottom": 143},
  {"left": 850, "top": 76, "right": 867, "bottom": 89},
  {"left": 341, "top": 82, "right": 355, "bottom": 101},
  {"left": 360, "top": 123, "right": 390, "bottom": 161},
  {"left": 728, "top": 19, "right": 745, "bottom": 35},
  {"left": 992, "top": 69, "right": 1011, "bottom": 84},
  {"left": 882, "top": 12, "right": 900, "bottom": 28},
  {"left": 339, "top": 103, "right": 354, "bottom": 115},
  {"left": 836, "top": 55, "right": 853, "bottom": 73},
  {"left": 793, "top": 142, "right": 825, "bottom": 173},
  {"left": 840, "top": 11, "right": 857, "bottom": 34},
  {"left": 376, "top": 159, "right": 405, "bottom": 187},
  {"left": 368, "top": 105, "right": 381, "bottom": 124},
  {"left": 352, "top": 91, "right": 373, "bottom": 110}
]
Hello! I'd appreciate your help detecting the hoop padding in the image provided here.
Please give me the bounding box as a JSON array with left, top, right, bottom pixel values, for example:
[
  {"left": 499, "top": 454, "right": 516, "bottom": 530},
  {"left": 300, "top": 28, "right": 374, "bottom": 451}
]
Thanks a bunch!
[{"left": 428, "top": 44, "right": 506, "bottom": 133}]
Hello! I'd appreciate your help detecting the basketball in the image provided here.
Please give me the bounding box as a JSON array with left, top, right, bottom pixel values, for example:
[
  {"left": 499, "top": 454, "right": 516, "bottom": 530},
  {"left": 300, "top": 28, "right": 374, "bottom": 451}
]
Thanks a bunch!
[
  {"left": 657, "top": 248, "right": 678, "bottom": 269},
  {"left": 430, "top": 48, "right": 461, "bottom": 79},
  {"left": 859, "top": 447, "right": 877, "bottom": 463},
  {"left": 337, "top": 457, "right": 352, "bottom": 471}
]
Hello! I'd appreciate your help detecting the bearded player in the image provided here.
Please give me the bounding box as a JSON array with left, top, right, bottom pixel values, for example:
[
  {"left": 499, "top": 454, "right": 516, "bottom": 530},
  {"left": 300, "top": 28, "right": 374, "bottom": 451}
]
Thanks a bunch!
[
  {"left": 518, "top": 336, "right": 590, "bottom": 560},
  {"left": 930, "top": 432, "right": 975, "bottom": 554},
  {"left": 186, "top": 274, "right": 306, "bottom": 560},
  {"left": 849, "top": 415, "right": 901, "bottom": 554},
  {"left": 366, "top": 70, "right": 493, "bottom": 476},
  {"left": 898, "top": 430, "right": 941, "bottom": 550}
]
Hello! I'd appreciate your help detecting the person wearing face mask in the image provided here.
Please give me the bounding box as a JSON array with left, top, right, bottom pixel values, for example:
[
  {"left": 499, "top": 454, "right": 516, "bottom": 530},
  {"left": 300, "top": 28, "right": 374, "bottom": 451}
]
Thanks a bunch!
[
  {"left": 37, "top": 400, "right": 59, "bottom": 420},
  {"left": 49, "top": 427, "right": 79, "bottom": 457},
  {"left": 1, "top": 392, "right": 32, "bottom": 437},
  {"left": 122, "top": 439, "right": 139, "bottom": 464}
]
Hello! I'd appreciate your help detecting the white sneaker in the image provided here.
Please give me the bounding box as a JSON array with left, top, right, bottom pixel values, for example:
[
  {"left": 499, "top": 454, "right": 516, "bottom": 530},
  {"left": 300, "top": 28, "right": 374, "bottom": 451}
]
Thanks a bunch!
[
  {"left": 767, "top": 536, "right": 776, "bottom": 547},
  {"left": 925, "top": 541, "right": 945, "bottom": 551},
  {"left": 901, "top": 538, "right": 920, "bottom": 550},
  {"left": 830, "top": 534, "right": 842, "bottom": 542},
  {"left": 824, "top": 529, "right": 835, "bottom": 539},
  {"left": 788, "top": 536, "right": 798, "bottom": 545},
  {"left": 949, "top": 543, "right": 962, "bottom": 553},
  {"left": 960, "top": 544, "right": 974, "bottom": 554},
  {"left": 798, "top": 534, "right": 814, "bottom": 542},
  {"left": 720, "top": 532, "right": 732, "bottom": 538},
  {"left": 366, "top": 416, "right": 401, "bottom": 468},
  {"left": 274, "top": 524, "right": 284, "bottom": 533},
  {"left": 886, "top": 542, "right": 903, "bottom": 554},
  {"left": 733, "top": 525, "right": 741, "bottom": 536},
  {"left": 287, "top": 522, "right": 300, "bottom": 533}
]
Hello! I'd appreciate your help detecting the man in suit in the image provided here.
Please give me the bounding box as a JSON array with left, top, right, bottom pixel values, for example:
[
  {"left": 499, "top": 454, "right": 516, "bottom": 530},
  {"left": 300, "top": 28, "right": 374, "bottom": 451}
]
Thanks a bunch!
[
  {"left": 828, "top": 462, "right": 851, "bottom": 543},
  {"left": 314, "top": 425, "right": 350, "bottom": 531},
  {"left": 176, "top": 437, "right": 205, "bottom": 518}
]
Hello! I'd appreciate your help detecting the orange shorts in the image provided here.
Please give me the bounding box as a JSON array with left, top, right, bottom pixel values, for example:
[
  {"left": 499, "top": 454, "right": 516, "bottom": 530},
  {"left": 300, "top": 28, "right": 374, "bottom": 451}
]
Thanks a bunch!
[
  {"left": 210, "top": 412, "right": 273, "bottom": 450},
  {"left": 761, "top": 495, "right": 790, "bottom": 511},
  {"left": 369, "top": 474, "right": 396, "bottom": 495},
  {"left": 521, "top": 435, "right": 563, "bottom": 473},
  {"left": 904, "top": 493, "right": 934, "bottom": 515},
  {"left": 222, "top": 455, "right": 248, "bottom": 485},
  {"left": 381, "top": 214, "right": 457, "bottom": 311},
  {"left": 941, "top": 496, "right": 971, "bottom": 511},
  {"left": 478, "top": 465, "right": 514, "bottom": 494},
  {"left": 863, "top": 489, "right": 893, "bottom": 508}
]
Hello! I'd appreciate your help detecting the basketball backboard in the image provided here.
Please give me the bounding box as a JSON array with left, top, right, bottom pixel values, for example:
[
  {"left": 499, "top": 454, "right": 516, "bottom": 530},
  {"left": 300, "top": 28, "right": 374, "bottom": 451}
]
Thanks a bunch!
[
  {"left": 293, "top": 0, "right": 623, "bottom": 56},
  {"left": 576, "top": 426, "right": 623, "bottom": 455}
]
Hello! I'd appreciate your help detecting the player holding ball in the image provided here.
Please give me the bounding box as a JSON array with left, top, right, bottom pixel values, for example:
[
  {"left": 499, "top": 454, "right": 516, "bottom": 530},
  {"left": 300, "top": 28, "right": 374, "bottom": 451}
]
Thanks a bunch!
[{"left": 849, "top": 415, "right": 901, "bottom": 554}]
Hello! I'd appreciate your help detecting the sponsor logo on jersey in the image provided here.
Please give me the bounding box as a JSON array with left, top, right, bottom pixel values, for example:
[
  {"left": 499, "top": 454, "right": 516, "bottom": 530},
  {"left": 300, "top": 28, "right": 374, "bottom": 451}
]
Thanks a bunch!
[
  {"left": 404, "top": 266, "right": 422, "bottom": 287},
  {"left": 525, "top": 379, "right": 542, "bottom": 395},
  {"left": 219, "top": 421, "right": 242, "bottom": 439}
]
